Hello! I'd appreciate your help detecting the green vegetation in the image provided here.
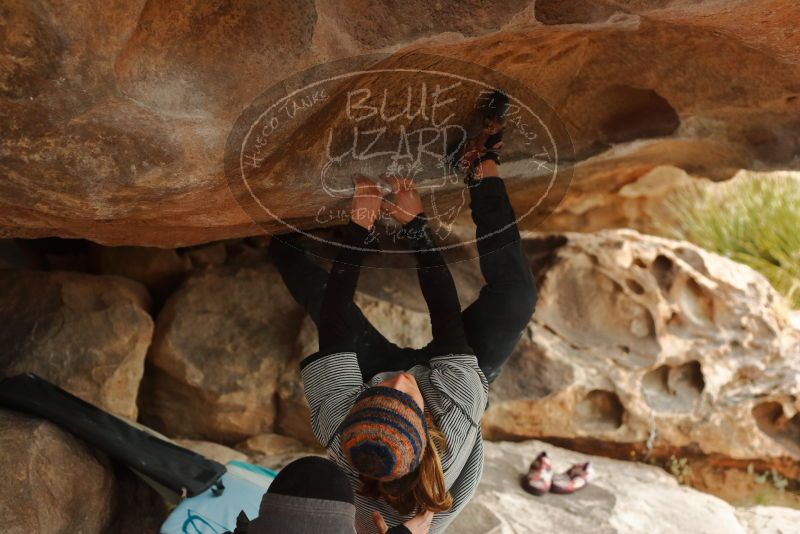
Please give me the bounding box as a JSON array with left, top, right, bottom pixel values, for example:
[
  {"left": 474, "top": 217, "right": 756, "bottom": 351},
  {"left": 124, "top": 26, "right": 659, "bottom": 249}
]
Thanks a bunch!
[
  {"left": 666, "top": 455, "right": 693, "bottom": 484},
  {"left": 748, "top": 463, "right": 790, "bottom": 492},
  {"left": 662, "top": 173, "right": 800, "bottom": 308}
]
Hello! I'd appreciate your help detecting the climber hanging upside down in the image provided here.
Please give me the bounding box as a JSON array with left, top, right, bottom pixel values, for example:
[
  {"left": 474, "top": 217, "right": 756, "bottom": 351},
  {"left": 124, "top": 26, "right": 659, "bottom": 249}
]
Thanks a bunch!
[{"left": 269, "top": 91, "right": 537, "bottom": 534}]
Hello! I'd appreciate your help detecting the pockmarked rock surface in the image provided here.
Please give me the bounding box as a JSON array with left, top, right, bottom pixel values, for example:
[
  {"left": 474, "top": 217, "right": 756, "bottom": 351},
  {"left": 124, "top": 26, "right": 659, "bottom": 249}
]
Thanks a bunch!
[
  {"left": 484, "top": 230, "right": 800, "bottom": 474},
  {"left": 2, "top": 1, "right": 799, "bottom": 246},
  {"left": 0, "top": 270, "right": 153, "bottom": 419},
  {"left": 0, "top": 409, "right": 115, "bottom": 534},
  {"left": 538, "top": 164, "right": 703, "bottom": 234},
  {"left": 450, "top": 439, "right": 797, "bottom": 534},
  {"left": 141, "top": 265, "right": 305, "bottom": 443}
]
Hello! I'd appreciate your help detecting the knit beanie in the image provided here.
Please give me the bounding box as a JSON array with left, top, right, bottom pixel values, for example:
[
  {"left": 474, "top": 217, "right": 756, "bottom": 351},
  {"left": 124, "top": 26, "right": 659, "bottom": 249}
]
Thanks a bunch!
[{"left": 341, "top": 386, "right": 428, "bottom": 481}]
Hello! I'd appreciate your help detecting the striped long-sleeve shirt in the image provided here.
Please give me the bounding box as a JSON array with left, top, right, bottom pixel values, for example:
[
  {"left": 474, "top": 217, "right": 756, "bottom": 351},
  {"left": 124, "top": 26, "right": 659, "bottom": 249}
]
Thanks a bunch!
[{"left": 302, "top": 350, "right": 489, "bottom": 534}]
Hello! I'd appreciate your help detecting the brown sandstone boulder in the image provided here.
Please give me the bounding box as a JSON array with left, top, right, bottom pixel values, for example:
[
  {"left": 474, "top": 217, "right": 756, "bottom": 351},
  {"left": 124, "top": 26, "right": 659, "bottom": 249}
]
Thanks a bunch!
[
  {"left": 141, "top": 265, "right": 305, "bottom": 443},
  {"left": 1, "top": 1, "right": 798, "bottom": 246},
  {"left": 540, "top": 164, "right": 703, "bottom": 234},
  {"left": 484, "top": 230, "right": 800, "bottom": 473},
  {"left": 0, "top": 270, "right": 153, "bottom": 419},
  {"left": 0, "top": 409, "right": 115, "bottom": 534}
]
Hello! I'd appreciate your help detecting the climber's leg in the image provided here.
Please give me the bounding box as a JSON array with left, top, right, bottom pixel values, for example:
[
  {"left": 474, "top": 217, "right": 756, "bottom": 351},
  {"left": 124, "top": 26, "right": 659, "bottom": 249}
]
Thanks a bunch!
[
  {"left": 269, "top": 234, "right": 407, "bottom": 381},
  {"left": 268, "top": 234, "right": 329, "bottom": 326},
  {"left": 461, "top": 160, "right": 537, "bottom": 383}
]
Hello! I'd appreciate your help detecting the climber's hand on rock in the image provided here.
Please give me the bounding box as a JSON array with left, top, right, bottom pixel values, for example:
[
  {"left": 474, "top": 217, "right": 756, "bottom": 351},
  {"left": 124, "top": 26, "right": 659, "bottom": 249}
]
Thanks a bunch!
[
  {"left": 373, "top": 510, "right": 433, "bottom": 534},
  {"left": 351, "top": 175, "right": 384, "bottom": 230},
  {"left": 383, "top": 176, "right": 423, "bottom": 225}
]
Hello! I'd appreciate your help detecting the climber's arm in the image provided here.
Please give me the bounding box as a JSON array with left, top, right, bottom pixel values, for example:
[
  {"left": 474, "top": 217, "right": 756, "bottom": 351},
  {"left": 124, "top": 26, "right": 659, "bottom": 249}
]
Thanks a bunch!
[
  {"left": 316, "top": 221, "right": 373, "bottom": 352},
  {"left": 316, "top": 176, "right": 382, "bottom": 353},
  {"left": 385, "top": 177, "right": 471, "bottom": 355},
  {"left": 300, "top": 177, "right": 382, "bottom": 447},
  {"left": 405, "top": 215, "right": 472, "bottom": 355}
]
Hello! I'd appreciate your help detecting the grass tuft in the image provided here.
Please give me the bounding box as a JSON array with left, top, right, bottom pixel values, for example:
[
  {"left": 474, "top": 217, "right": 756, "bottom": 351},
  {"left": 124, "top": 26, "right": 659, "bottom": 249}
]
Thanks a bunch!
[{"left": 660, "top": 172, "right": 800, "bottom": 309}]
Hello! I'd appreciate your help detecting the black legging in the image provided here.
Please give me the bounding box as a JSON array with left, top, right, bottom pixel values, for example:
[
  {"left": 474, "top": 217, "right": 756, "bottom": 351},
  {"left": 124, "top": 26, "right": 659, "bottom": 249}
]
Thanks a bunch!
[
  {"left": 314, "top": 215, "right": 471, "bottom": 361},
  {"left": 270, "top": 177, "right": 536, "bottom": 383}
]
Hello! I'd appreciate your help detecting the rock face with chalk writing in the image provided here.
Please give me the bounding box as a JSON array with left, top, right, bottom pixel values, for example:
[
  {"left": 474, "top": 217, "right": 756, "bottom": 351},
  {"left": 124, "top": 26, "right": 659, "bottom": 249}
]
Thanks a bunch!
[{"left": 1, "top": 0, "right": 799, "bottom": 245}]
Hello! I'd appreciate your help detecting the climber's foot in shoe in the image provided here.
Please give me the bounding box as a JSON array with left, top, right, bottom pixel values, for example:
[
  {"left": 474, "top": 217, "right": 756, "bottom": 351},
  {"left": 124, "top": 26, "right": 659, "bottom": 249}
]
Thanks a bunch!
[{"left": 446, "top": 90, "right": 509, "bottom": 178}]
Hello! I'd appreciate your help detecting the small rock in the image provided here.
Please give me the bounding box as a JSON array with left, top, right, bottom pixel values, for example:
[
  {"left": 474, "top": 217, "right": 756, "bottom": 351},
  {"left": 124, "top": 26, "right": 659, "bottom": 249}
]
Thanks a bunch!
[
  {"left": 181, "top": 242, "right": 228, "bottom": 268},
  {"left": 235, "top": 432, "right": 325, "bottom": 470},
  {"left": 235, "top": 433, "right": 309, "bottom": 457},
  {"left": 175, "top": 439, "right": 248, "bottom": 466}
]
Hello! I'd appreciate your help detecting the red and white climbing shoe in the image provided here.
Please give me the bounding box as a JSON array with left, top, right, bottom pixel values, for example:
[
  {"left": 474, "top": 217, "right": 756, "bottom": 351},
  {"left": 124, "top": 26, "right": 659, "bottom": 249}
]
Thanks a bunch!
[
  {"left": 446, "top": 90, "right": 509, "bottom": 182},
  {"left": 550, "top": 462, "right": 594, "bottom": 495},
  {"left": 521, "top": 451, "right": 553, "bottom": 496}
]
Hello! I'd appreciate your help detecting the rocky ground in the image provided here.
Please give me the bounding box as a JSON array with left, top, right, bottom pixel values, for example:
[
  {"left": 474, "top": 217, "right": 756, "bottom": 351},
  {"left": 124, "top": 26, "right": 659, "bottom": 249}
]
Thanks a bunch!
[{"left": 453, "top": 440, "right": 800, "bottom": 534}]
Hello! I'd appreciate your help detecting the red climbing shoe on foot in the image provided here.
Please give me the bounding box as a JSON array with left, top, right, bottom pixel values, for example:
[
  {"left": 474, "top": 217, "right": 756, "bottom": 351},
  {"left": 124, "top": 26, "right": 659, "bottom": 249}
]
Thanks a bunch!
[
  {"left": 550, "top": 462, "right": 594, "bottom": 495},
  {"left": 446, "top": 90, "right": 508, "bottom": 180},
  {"left": 521, "top": 451, "right": 553, "bottom": 496}
]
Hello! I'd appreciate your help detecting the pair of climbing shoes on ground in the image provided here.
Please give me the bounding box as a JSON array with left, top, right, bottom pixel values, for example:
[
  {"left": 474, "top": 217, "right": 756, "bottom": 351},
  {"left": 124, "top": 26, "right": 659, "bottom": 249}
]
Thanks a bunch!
[{"left": 522, "top": 452, "right": 595, "bottom": 496}]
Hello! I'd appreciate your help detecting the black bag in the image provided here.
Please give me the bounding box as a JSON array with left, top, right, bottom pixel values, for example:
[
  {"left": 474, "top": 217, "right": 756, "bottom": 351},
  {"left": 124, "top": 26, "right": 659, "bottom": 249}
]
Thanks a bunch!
[{"left": 0, "top": 373, "right": 226, "bottom": 497}]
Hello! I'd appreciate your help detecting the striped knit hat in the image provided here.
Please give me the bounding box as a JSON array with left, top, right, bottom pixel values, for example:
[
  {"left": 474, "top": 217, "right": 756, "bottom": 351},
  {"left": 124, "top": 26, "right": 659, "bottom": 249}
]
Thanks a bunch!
[{"left": 340, "top": 386, "right": 428, "bottom": 481}]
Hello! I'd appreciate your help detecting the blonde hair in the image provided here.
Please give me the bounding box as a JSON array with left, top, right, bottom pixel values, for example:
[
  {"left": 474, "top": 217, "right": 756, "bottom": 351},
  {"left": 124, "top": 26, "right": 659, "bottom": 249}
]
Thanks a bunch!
[{"left": 359, "top": 411, "right": 453, "bottom": 515}]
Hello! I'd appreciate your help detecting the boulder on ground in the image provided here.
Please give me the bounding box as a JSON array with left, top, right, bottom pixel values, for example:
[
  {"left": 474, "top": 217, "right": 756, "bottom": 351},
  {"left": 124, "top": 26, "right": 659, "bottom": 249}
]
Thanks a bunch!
[
  {"left": 484, "top": 230, "right": 800, "bottom": 472},
  {"left": 0, "top": 270, "right": 153, "bottom": 419},
  {"left": 0, "top": 409, "right": 115, "bottom": 534},
  {"left": 141, "top": 265, "right": 304, "bottom": 443}
]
